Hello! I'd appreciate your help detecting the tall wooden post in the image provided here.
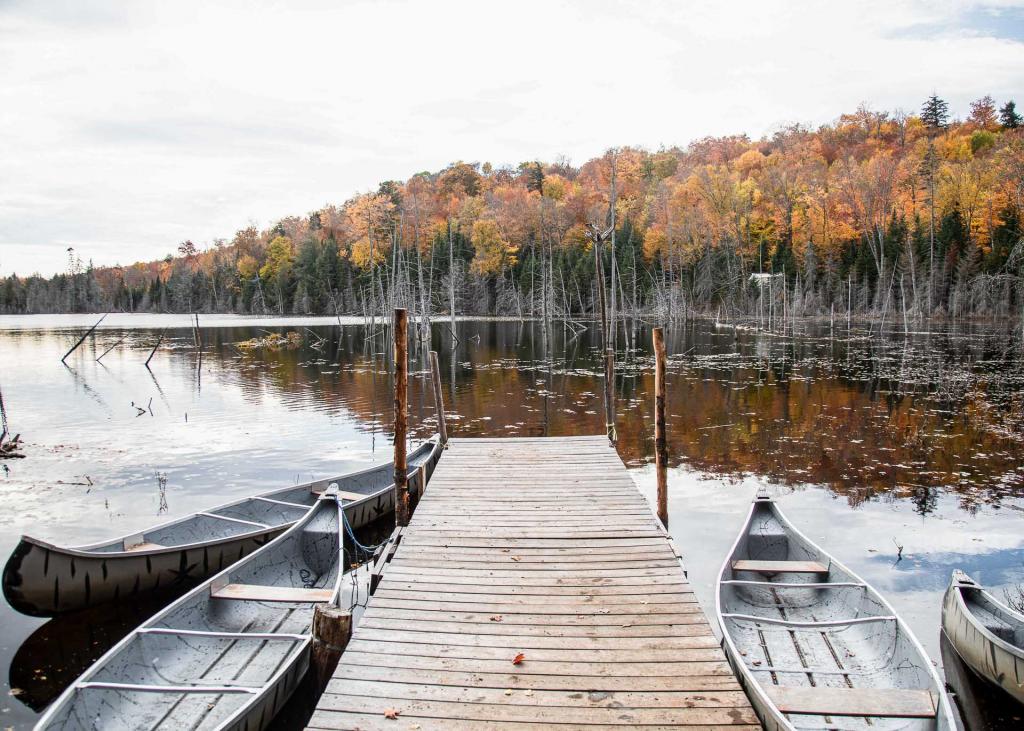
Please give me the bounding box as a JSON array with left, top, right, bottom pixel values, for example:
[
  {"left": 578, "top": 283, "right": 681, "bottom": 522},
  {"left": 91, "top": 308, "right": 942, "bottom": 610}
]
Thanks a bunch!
[
  {"left": 428, "top": 350, "right": 448, "bottom": 445},
  {"left": 653, "top": 327, "right": 669, "bottom": 528},
  {"left": 393, "top": 308, "right": 410, "bottom": 527},
  {"left": 592, "top": 234, "right": 616, "bottom": 444}
]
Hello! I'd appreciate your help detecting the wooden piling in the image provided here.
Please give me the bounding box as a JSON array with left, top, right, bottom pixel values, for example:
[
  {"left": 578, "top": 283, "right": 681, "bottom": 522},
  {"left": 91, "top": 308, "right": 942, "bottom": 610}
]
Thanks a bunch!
[
  {"left": 653, "top": 327, "right": 669, "bottom": 527},
  {"left": 428, "top": 350, "right": 448, "bottom": 445},
  {"left": 61, "top": 313, "right": 107, "bottom": 363},
  {"left": 310, "top": 603, "right": 352, "bottom": 693},
  {"left": 393, "top": 308, "right": 410, "bottom": 527}
]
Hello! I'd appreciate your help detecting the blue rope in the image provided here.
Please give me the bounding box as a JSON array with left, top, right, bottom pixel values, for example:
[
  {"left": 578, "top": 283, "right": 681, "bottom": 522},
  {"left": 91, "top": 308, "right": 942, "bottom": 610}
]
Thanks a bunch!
[{"left": 341, "top": 503, "right": 383, "bottom": 557}]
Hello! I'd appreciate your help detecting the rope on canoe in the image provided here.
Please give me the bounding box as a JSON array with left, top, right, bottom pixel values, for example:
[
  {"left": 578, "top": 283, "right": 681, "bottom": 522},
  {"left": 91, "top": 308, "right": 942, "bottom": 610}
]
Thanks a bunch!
[{"left": 341, "top": 505, "right": 383, "bottom": 559}]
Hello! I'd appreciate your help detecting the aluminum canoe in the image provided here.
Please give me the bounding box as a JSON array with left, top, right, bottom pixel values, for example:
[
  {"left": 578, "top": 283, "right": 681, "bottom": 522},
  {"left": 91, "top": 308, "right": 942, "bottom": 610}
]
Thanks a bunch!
[
  {"left": 4, "top": 439, "right": 441, "bottom": 616},
  {"left": 941, "top": 569, "right": 1024, "bottom": 706},
  {"left": 716, "top": 490, "right": 955, "bottom": 731}
]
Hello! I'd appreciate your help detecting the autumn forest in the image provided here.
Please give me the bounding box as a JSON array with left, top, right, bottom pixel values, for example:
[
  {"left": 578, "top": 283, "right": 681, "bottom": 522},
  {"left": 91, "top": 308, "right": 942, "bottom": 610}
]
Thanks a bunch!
[{"left": 3, "top": 95, "right": 1023, "bottom": 324}]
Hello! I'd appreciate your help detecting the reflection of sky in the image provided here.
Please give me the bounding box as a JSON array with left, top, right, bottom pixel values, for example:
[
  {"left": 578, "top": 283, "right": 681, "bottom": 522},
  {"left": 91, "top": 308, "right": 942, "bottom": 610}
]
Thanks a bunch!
[{"left": 872, "top": 546, "right": 1024, "bottom": 591}]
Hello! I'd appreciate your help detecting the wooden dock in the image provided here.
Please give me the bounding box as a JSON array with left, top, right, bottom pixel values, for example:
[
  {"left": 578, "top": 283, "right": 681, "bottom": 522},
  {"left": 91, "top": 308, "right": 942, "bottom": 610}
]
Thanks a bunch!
[{"left": 308, "top": 435, "right": 759, "bottom": 730}]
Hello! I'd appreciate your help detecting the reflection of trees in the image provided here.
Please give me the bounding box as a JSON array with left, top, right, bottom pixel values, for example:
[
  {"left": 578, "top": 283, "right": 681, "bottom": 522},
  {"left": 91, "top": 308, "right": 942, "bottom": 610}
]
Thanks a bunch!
[
  {"left": 163, "top": 322, "right": 1024, "bottom": 508},
  {"left": 912, "top": 486, "right": 938, "bottom": 516}
]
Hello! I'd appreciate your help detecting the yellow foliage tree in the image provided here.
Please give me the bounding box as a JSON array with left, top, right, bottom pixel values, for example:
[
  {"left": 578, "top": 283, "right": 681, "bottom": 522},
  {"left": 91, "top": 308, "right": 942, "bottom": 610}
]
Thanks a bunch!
[
  {"left": 471, "top": 219, "right": 517, "bottom": 276},
  {"left": 259, "top": 236, "right": 294, "bottom": 280},
  {"left": 237, "top": 254, "right": 259, "bottom": 279}
]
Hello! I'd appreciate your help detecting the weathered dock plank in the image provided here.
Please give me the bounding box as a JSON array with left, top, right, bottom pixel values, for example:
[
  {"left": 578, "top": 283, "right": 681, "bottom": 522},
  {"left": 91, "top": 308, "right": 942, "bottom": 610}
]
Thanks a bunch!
[{"left": 308, "top": 435, "right": 757, "bottom": 730}]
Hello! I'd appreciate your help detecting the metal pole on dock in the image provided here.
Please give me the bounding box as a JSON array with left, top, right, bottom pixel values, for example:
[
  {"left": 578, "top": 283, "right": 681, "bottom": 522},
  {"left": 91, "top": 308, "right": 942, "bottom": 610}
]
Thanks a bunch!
[
  {"left": 428, "top": 350, "right": 448, "bottom": 445},
  {"left": 653, "top": 327, "right": 669, "bottom": 527},
  {"left": 393, "top": 308, "right": 410, "bottom": 526}
]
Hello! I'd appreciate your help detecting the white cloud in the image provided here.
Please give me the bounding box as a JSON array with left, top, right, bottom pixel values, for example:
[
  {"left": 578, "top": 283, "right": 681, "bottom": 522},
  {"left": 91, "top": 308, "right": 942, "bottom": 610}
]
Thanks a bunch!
[{"left": 1, "top": 0, "right": 1022, "bottom": 275}]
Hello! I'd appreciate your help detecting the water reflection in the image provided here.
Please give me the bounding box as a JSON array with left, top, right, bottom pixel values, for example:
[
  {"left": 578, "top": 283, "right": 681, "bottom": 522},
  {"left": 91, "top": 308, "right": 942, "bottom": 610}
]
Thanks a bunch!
[
  {"left": 941, "top": 633, "right": 1023, "bottom": 730},
  {"left": 1, "top": 315, "right": 1023, "bottom": 728}
]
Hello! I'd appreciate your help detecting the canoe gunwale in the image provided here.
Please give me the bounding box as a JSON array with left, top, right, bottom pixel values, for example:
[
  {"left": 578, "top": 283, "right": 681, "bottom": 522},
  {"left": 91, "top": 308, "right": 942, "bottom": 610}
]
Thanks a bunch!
[{"left": 715, "top": 491, "right": 955, "bottom": 730}]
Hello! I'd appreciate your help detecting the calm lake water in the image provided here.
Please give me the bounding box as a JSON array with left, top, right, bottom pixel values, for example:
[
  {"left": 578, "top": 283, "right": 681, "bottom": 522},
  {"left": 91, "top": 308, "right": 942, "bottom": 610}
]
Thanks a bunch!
[{"left": 1, "top": 313, "right": 1023, "bottom": 728}]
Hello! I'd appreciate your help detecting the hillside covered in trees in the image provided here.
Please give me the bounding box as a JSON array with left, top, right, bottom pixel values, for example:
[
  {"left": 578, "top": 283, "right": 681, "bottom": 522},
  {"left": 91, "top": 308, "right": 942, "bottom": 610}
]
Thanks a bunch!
[{"left": 3, "top": 95, "right": 1023, "bottom": 323}]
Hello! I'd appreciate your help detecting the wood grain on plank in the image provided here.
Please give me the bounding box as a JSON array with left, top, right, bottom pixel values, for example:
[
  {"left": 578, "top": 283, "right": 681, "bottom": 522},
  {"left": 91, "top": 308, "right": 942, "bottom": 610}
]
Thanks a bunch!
[{"left": 308, "top": 436, "right": 754, "bottom": 729}]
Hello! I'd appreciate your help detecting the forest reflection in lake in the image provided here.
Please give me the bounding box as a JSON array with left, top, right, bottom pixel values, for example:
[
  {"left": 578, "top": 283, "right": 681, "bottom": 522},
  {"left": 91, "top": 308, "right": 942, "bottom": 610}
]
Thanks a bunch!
[{"left": 1, "top": 313, "right": 1024, "bottom": 728}]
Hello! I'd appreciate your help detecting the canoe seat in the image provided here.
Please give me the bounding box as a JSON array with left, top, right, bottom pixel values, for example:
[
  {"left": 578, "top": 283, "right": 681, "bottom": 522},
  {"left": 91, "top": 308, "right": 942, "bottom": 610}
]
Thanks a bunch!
[
  {"left": 732, "top": 560, "right": 829, "bottom": 574},
  {"left": 764, "top": 686, "right": 936, "bottom": 718},
  {"left": 124, "top": 542, "right": 164, "bottom": 552},
  {"left": 211, "top": 583, "right": 333, "bottom": 603}
]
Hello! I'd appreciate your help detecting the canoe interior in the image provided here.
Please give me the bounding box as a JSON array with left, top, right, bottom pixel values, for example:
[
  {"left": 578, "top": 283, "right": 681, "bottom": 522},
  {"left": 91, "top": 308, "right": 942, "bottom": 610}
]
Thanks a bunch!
[
  {"left": 960, "top": 583, "right": 1024, "bottom": 649},
  {"left": 719, "top": 498, "right": 949, "bottom": 731},
  {"left": 39, "top": 497, "right": 343, "bottom": 731}
]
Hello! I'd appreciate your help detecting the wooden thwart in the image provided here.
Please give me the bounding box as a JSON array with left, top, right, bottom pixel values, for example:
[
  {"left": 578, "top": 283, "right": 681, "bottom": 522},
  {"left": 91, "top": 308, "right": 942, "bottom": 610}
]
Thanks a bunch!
[
  {"left": 335, "top": 490, "right": 369, "bottom": 502},
  {"left": 764, "top": 685, "right": 937, "bottom": 718},
  {"left": 731, "top": 559, "right": 829, "bottom": 574},
  {"left": 211, "top": 583, "right": 334, "bottom": 603}
]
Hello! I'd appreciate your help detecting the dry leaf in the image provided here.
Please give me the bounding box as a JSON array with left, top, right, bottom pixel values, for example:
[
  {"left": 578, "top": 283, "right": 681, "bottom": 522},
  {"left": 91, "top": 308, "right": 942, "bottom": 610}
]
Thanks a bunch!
[
  {"left": 383, "top": 708, "right": 400, "bottom": 720},
  {"left": 504, "top": 689, "right": 513, "bottom": 695},
  {"left": 489, "top": 615, "right": 503, "bottom": 622},
  {"left": 597, "top": 608, "right": 610, "bottom": 614},
  {"left": 512, "top": 652, "right": 525, "bottom": 665},
  {"left": 524, "top": 689, "right": 534, "bottom": 697},
  {"left": 511, "top": 556, "right": 521, "bottom": 562}
]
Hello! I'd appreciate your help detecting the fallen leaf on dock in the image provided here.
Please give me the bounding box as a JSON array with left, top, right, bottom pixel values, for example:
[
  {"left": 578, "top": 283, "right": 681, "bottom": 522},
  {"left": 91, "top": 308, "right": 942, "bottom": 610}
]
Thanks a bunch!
[
  {"left": 504, "top": 689, "right": 513, "bottom": 695},
  {"left": 511, "top": 556, "right": 521, "bottom": 561},
  {"left": 489, "top": 615, "right": 502, "bottom": 621},
  {"left": 512, "top": 652, "right": 525, "bottom": 665},
  {"left": 383, "top": 708, "right": 400, "bottom": 720},
  {"left": 524, "top": 689, "right": 534, "bottom": 696}
]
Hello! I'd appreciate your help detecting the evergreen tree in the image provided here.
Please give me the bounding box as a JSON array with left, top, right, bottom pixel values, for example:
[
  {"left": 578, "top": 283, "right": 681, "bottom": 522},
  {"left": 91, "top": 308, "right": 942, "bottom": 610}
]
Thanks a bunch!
[
  {"left": 921, "top": 94, "right": 949, "bottom": 130},
  {"left": 1000, "top": 100, "right": 1022, "bottom": 129}
]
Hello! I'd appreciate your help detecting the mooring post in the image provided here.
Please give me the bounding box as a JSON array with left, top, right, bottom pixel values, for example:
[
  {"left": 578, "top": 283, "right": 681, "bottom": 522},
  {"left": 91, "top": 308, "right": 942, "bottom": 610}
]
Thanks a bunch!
[
  {"left": 393, "top": 308, "right": 410, "bottom": 527},
  {"left": 428, "top": 350, "right": 448, "bottom": 445},
  {"left": 310, "top": 603, "right": 352, "bottom": 693},
  {"left": 653, "top": 327, "right": 669, "bottom": 528}
]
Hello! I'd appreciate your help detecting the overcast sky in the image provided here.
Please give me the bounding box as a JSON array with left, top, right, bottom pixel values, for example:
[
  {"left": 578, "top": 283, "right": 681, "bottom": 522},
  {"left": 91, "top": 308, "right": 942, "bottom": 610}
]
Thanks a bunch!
[{"left": 1, "top": 0, "right": 1022, "bottom": 276}]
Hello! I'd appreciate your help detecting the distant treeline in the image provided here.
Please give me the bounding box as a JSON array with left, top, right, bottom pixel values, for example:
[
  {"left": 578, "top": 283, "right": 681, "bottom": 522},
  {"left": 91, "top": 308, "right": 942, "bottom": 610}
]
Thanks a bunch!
[{"left": 3, "top": 95, "right": 1023, "bottom": 322}]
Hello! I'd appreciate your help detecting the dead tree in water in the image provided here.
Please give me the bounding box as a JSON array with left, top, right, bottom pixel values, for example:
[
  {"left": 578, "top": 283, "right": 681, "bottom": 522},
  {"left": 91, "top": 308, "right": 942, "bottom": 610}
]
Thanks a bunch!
[
  {"left": 61, "top": 313, "right": 107, "bottom": 363},
  {"left": 586, "top": 222, "right": 616, "bottom": 444},
  {"left": 145, "top": 329, "right": 166, "bottom": 368},
  {"left": 0, "top": 382, "right": 23, "bottom": 459}
]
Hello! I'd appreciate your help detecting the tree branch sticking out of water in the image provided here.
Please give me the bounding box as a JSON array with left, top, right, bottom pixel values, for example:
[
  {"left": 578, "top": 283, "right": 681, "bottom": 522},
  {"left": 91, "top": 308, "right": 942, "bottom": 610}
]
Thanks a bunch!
[
  {"left": 1004, "top": 583, "right": 1024, "bottom": 614},
  {"left": 0, "top": 382, "right": 23, "bottom": 459},
  {"left": 61, "top": 313, "right": 107, "bottom": 363}
]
